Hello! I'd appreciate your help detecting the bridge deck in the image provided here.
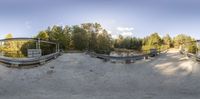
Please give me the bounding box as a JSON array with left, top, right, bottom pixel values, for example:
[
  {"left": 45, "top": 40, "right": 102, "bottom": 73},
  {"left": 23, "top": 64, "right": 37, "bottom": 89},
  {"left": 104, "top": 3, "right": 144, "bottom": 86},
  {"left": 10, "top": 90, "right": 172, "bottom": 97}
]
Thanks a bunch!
[{"left": 0, "top": 49, "right": 200, "bottom": 99}]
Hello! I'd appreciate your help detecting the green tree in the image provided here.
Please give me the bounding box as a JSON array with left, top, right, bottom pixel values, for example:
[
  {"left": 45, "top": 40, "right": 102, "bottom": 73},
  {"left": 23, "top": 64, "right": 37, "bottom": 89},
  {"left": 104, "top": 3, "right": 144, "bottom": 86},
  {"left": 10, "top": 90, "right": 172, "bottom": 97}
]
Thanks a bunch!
[
  {"left": 4, "top": 34, "right": 14, "bottom": 52},
  {"left": 81, "top": 23, "right": 96, "bottom": 51},
  {"left": 96, "top": 29, "right": 112, "bottom": 54},
  {"left": 173, "top": 34, "right": 197, "bottom": 53},
  {"left": 4, "top": 34, "right": 27, "bottom": 57},
  {"left": 162, "top": 34, "right": 172, "bottom": 48},
  {"left": 71, "top": 26, "right": 89, "bottom": 50},
  {"left": 37, "top": 31, "right": 49, "bottom": 40},
  {"left": 113, "top": 35, "right": 142, "bottom": 51},
  {"left": 5, "top": 33, "right": 13, "bottom": 39},
  {"left": 130, "top": 37, "right": 142, "bottom": 50},
  {"left": 41, "top": 25, "right": 72, "bottom": 51},
  {"left": 81, "top": 23, "right": 103, "bottom": 51},
  {"left": 142, "top": 33, "right": 162, "bottom": 51},
  {"left": 63, "top": 26, "right": 71, "bottom": 50},
  {"left": 114, "top": 35, "right": 124, "bottom": 48},
  {"left": 148, "top": 33, "right": 162, "bottom": 48},
  {"left": 37, "top": 32, "right": 54, "bottom": 55},
  {"left": 173, "top": 34, "right": 192, "bottom": 48}
]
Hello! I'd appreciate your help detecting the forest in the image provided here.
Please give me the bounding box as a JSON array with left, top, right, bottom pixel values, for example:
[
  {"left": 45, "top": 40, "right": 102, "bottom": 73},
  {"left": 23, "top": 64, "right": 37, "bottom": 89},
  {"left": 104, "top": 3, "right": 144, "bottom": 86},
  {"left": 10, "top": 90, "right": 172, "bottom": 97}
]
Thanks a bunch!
[{"left": 0, "top": 23, "right": 198, "bottom": 58}]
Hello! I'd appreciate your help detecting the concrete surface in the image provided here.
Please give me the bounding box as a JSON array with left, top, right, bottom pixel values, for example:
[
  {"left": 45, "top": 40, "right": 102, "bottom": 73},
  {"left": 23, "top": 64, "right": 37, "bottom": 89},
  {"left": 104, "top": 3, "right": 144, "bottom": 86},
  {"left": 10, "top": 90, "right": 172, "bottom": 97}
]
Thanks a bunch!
[{"left": 0, "top": 49, "right": 200, "bottom": 99}]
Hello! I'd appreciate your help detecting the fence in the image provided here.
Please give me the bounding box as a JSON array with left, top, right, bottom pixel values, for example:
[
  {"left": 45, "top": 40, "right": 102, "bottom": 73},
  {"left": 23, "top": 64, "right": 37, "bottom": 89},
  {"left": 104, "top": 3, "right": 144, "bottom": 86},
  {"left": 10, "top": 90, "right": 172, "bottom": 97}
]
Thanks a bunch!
[
  {"left": 0, "top": 52, "right": 61, "bottom": 67},
  {"left": 87, "top": 49, "right": 162, "bottom": 63},
  {"left": 180, "top": 49, "right": 200, "bottom": 62},
  {"left": 179, "top": 40, "right": 200, "bottom": 62},
  {"left": 0, "top": 38, "right": 61, "bottom": 67}
]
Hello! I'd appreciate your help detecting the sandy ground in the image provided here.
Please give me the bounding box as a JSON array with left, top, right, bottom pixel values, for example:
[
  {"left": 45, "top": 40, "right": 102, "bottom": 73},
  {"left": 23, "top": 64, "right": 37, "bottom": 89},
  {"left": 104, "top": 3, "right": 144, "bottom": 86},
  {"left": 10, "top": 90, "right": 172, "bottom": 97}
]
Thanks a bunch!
[{"left": 0, "top": 49, "right": 200, "bottom": 99}]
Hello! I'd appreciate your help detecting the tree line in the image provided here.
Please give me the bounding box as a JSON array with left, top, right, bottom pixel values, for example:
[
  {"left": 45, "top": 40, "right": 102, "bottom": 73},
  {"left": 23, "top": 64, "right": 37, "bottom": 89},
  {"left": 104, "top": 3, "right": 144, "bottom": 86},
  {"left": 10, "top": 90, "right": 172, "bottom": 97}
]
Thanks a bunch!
[
  {"left": 35, "top": 23, "right": 113, "bottom": 54},
  {"left": 0, "top": 23, "right": 198, "bottom": 58}
]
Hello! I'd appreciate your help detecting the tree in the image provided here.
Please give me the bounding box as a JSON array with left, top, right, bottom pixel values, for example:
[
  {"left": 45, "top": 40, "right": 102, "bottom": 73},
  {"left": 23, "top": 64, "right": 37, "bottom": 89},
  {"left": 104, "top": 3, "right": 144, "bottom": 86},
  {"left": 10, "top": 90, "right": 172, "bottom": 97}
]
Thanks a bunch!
[
  {"left": 38, "top": 25, "right": 72, "bottom": 51},
  {"left": 29, "top": 23, "right": 198, "bottom": 55},
  {"left": 81, "top": 23, "right": 96, "bottom": 51},
  {"left": 130, "top": 37, "right": 142, "bottom": 50},
  {"left": 113, "top": 35, "right": 142, "bottom": 51},
  {"left": 81, "top": 23, "right": 103, "bottom": 51},
  {"left": 36, "top": 29, "right": 55, "bottom": 55},
  {"left": 162, "top": 34, "right": 172, "bottom": 48},
  {"left": 173, "top": 34, "right": 197, "bottom": 53},
  {"left": 5, "top": 33, "right": 13, "bottom": 39},
  {"left": 88, "top": 31, "right": 98, "bottom": 51},
  {"left": 173, "top": 34, "right": 192, "bottom": 48},
  {"left": 188, "top": 43, "right": 197, "bottom": 54},
  {"left": 94, "top": 23, "right": 103, "bottom": 33},
  {"left": 63, "top": 26, "right": 71, "bottom": 50},
  {"left": 114, "top": 35, "right": 124, "bottom": 48},
  {"left": 4, "top": 33, "right": 27, "bottom": 57},
  {"left": 4, "top": 34, "right": 14, "bottom": 52},
  {"left": 71, "top": 26, "right": 89, "bottom": 50},
  {"left": 148, "top": 33, "right": 162, "bottom": 48},
  {"left": 142, "top": 33, "right": 162, "bottom": 51},
  {"left": 96, "top": 29, "right": 112, "bottom": 54},
  {"left": 37, "top": 31, "right": 49, "bottom": 40}
]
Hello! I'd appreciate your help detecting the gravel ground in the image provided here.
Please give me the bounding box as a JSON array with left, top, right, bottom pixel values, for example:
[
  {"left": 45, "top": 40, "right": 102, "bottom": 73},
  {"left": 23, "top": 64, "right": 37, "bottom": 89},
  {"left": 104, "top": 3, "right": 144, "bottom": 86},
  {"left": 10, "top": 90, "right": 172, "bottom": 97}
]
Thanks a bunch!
[{"left": 0, "top": 49, "right": 200, "bottom": 99}]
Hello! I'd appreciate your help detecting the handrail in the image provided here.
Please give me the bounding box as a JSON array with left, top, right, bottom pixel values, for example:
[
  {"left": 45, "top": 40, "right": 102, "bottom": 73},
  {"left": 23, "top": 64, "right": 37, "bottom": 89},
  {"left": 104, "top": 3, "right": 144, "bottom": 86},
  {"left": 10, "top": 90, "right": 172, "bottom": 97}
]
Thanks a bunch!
[
  {"left": 0, "top": 37, "right": 61, "bottom": 67},
  {"left": 0, "top": 38, "right": 57, "bottom": 44},
  {"left": 180, "top": 50, "right": 200, "bottom": 62},
  {"left": 0, "top": 52, "right": 61, "bottom": 67},
  {"left": 87, "top": 51, "right": 156, "bottom": 62}
]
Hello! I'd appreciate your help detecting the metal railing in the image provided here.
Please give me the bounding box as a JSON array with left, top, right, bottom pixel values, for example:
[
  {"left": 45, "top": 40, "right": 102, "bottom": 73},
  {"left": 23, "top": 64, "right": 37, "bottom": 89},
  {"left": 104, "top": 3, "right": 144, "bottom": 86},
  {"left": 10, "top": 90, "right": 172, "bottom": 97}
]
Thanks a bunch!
[
  {"left": 86, "top": 49, "right": 163, "bottom": 63},
  {"left": 0, "top": 37, "right": 61, "bottom": 67},
  {"left": 180, "top": 50, "right": 200, "bottom": 62},
  {"left": 179, "top": 39, "right": 200, "bottom": 62},
  {"left": 0, "top": 52, "right": 61, "bottom": 67}
]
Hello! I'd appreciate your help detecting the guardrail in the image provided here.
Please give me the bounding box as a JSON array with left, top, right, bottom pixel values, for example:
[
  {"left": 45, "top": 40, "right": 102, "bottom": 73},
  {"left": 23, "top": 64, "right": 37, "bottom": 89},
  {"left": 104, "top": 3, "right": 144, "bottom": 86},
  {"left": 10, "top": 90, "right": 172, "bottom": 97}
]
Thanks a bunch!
[
  {"left": 0, "top": 52, "right": 61, "bottom": 67},
  {"left": 196, "top": 56, "right": 200, "bottom": 61},
  {"left": 180, "top": 50, "right": 200, "bottom": 62},
  {"left": 86, "top": 50, "right": 160, "bottom": 63}
]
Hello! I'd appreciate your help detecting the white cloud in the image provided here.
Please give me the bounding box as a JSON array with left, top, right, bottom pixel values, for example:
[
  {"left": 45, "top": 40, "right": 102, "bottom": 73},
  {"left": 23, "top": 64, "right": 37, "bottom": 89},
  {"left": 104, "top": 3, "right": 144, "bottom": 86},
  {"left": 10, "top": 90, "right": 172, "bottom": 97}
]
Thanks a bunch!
[
  {"left": 107, "top": 30, "right": 112, "bottom": 34},
  {"left": 115, "top": 26, "right": 135, "bottom": 37},
  {"left": 112, "top": 34, "right": 118, "bottom": 39},
  {"left": 121, "top": 32, "right": 134, "bottom": 37},
  {"left": 117, "top": 27, "right": 134, "bottom": 31}
]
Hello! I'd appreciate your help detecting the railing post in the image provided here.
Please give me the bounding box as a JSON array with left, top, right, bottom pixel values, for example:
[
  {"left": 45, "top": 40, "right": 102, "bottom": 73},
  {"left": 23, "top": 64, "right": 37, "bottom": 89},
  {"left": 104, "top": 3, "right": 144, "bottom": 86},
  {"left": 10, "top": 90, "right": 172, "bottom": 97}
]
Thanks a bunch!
[
  {"left": 56, "top": 43, "right": 57, "bottom": 52},
  {"left": 36, "top": 40, "right": 38, "bottom": 49},
  {"left": 36, "top": 38, "right": 41, "bottom": 49},
  {"left": 58, "top": 43, "right": 60, "bottom": 52},
  {"left": 0, "top": 41, "right": 2, "bottom": 56},
  {"left": 38, "top": 38, "right": 41, "bottom": 49}
]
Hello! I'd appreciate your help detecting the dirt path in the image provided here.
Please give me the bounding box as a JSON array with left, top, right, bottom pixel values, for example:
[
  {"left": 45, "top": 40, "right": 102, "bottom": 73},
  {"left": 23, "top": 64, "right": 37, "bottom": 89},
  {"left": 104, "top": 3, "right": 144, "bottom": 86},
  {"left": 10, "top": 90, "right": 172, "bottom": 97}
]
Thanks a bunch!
[{"left": 0, "top": 49, "right": 200, "bottom": 99}]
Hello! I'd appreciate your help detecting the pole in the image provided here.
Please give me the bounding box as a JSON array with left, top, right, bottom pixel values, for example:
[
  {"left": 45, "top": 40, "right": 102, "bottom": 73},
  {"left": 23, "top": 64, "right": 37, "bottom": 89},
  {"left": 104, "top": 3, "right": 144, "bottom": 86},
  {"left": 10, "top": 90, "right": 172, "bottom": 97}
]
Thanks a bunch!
[
  {"left": 38, "top": 38, "right": 41, "bottom": 49},
  {"left": 36, "top": 41, "right": 38, "bottom": 49},
  {"left": 56, "top": 43, "right": 57, "bottom": 52},
  {"left": 58, "top": 43, "right": 60, "bottom": 52},
  {"left": 197, "top": 41, "right": 200, "bottom": 57}
]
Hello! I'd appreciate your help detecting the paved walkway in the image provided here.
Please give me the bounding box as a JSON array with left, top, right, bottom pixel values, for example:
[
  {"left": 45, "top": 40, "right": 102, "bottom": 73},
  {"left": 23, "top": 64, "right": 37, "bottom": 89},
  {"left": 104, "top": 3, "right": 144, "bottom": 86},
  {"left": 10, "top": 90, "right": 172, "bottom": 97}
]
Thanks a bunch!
[{"left": 0, "top": 49, "right": 200, "bottom": 99}]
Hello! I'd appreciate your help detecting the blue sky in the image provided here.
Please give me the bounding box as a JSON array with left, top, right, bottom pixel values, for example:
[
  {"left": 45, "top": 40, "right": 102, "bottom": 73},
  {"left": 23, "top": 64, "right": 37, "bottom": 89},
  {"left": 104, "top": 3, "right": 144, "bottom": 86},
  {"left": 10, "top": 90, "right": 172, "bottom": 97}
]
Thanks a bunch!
[{"left": 0, "top": 0, "right": 200, "bottom": 39}]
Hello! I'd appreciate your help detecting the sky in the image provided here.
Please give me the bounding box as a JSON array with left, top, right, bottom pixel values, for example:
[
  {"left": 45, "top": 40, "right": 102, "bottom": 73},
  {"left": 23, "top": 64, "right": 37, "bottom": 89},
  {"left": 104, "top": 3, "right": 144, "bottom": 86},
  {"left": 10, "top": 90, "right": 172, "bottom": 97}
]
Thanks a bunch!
[{"left": 0, "top": 0, "right": 200, "bottom": 39}]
